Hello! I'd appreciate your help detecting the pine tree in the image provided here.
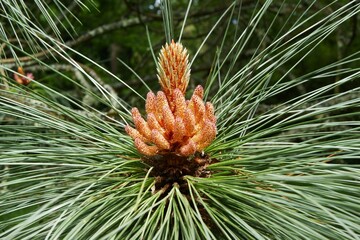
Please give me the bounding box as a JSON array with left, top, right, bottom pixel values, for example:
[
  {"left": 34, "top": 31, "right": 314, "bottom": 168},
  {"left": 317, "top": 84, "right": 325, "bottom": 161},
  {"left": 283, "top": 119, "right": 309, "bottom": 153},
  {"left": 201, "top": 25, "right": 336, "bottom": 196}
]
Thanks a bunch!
[{"left": 1, "top": 1, "right": 360, "bottom": 239}]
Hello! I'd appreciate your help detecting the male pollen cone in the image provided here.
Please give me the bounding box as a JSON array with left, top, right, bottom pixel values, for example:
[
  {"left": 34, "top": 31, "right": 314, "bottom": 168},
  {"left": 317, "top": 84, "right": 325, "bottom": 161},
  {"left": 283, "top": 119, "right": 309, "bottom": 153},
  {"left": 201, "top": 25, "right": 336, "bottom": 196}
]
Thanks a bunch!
[
  {"left": 14, "top": 67, "right": 34, "bottom": 85},
  {"left": 125, "top": 40, "right": 216, "bottom": 156}
]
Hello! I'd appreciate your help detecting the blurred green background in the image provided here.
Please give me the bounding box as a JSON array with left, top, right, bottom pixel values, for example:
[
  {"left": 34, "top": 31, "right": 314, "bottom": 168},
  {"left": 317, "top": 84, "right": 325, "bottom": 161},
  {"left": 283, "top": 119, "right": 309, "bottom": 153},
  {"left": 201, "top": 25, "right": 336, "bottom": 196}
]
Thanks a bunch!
[{"left": 3, "top": 1, "right": 359, "bottom": 109}]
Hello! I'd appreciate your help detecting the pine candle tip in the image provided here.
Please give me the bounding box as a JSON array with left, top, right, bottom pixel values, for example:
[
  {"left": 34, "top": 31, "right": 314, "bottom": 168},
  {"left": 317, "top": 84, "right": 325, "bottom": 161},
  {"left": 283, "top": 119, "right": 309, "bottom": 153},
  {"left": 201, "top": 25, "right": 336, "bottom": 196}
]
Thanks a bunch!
[{"left": 157, "top": 40, "right": 190, "bottom": 98}]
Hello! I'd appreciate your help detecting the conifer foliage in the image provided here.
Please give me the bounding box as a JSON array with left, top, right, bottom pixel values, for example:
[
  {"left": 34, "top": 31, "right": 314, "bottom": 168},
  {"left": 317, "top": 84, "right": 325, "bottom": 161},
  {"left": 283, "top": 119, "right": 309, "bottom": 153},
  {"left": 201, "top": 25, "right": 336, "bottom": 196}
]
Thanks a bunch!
[{"left": 1, "top": 1, "right": 360, "bottom": 239}]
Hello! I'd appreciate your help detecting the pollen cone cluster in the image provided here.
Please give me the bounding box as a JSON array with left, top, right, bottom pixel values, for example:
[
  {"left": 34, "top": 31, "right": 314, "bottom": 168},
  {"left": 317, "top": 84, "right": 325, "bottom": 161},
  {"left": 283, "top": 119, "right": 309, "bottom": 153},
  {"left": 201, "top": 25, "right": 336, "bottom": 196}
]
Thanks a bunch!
[
  {"left": 14, "top": 67, "right": 34, "bottom": 85},
  {"left": 125, "top": 41, "right": 216, "bottom": 157}
]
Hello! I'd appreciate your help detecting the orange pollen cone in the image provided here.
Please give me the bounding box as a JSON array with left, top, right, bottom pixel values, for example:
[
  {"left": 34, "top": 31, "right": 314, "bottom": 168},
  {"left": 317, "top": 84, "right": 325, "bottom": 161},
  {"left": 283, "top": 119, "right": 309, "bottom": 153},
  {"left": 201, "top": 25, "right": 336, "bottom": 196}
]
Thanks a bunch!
[{"left": 126, "top": 41, "right": 216, "bottom": 157}]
